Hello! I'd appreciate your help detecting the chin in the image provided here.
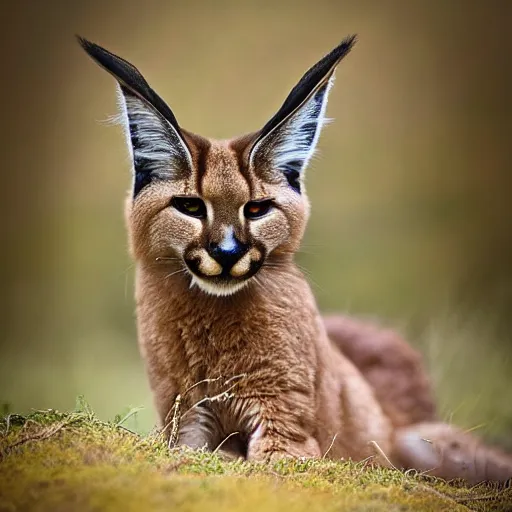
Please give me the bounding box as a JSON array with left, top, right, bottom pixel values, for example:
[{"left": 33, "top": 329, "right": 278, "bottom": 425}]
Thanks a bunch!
[{"left": 190, "top": 275, "right": 251, "bottom": 297}]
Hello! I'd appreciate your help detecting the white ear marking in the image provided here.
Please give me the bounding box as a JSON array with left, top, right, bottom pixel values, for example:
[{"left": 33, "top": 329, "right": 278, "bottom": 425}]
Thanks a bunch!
[
  {"left": 249, "top": 73, "right": 335, "bottom": 183},
  {"left": 124, "top": 95, "right": 192, "bottom": 176},
  {"left": 274, "top": 74, "right": 334, "bottom": 171},
  {"left": 114, "top": 87, "right": 194, "bottom": 197},
  {"left": 116, "top": 84, "right": 134, "bottom": 161}
]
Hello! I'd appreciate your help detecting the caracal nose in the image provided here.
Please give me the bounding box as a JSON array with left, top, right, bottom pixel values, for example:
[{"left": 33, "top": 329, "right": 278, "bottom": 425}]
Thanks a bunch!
[{"left": 208, "top": 239, "right": 248, "bottom": 271}]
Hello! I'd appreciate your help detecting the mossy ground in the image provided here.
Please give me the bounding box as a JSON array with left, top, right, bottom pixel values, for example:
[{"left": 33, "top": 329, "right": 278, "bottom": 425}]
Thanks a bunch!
[{"left": 0, "top": 406, "right": 510, "bottom": 512}]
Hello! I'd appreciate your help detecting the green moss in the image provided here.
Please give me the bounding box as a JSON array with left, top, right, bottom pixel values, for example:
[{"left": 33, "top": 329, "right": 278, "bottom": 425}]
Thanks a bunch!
[{"left": 0, "top": 410, "right": 510, "bottom": 512}]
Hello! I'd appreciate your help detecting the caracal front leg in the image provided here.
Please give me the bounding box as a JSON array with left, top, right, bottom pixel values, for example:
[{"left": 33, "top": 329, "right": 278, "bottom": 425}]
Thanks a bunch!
[
  {"left": 246, "top": 397, "right": 321, "bottom": 461},
  {"left": 175, "top": 405, "right": 221, "bottom": 451},
  {"left": 248, "top": 425, "right": 321, "bottom": 461}
]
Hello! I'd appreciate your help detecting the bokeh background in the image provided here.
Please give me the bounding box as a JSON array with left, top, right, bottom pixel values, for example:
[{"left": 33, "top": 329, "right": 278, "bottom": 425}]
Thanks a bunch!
[{"left": 1, "top": 0, "right": 511, "bottom": 444}]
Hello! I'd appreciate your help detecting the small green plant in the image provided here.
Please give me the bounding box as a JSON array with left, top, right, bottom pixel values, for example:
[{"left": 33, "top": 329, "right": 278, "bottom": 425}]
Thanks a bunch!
[{"left": 0, "top": 402, "right": 10, "bottom": 416}]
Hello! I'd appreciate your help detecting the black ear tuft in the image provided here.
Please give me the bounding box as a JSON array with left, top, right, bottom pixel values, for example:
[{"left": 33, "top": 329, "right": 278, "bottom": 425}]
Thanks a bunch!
[
  {"left": 259, "top": 35, "right": 356, "bottom": 140},
  {"left": 77, "top": 36, "right": 181, "bottom": 132}
]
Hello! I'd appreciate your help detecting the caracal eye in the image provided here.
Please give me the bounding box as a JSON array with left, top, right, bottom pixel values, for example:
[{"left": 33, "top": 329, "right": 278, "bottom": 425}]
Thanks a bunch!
[
  {"left": 244, "top": 199, "right": 274, "bottom": 219},
  {"left": 171, "top": 196, "right": 207, "bottom": 219}
]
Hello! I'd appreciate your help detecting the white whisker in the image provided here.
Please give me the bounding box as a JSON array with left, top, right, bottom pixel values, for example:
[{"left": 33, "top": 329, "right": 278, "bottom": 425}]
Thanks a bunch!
[{"left": 164, "top": 268, "right": 187, "bottom": 280}]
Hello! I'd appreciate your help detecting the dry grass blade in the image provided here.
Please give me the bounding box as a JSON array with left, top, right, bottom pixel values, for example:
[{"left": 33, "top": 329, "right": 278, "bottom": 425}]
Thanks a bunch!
[
  {"left": 322, "top": 433, "right": 337, "bottom": 459},
  {"left": 167, "top": 394, "right": 182, "bottom": 449},
  {"left": 213, "top": 432, "right": 240, "bottom": 455},
  {"left": 162, "top": 374, "right": 248, "bottom": 448},
  {"left": 180, "top": 381, "right": 242, "bottom": 420},
  {"left": 0, "top": 417, "right": 79, "bottom": 460},
  {"left": 368, "top": 440, "right": 398, "bottom": 471}
]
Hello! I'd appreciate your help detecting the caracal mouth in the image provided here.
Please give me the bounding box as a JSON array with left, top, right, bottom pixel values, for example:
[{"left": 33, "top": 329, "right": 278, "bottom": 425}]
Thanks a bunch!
[{"left": 189, "top": 274, "right": 252, "bottom": 297}]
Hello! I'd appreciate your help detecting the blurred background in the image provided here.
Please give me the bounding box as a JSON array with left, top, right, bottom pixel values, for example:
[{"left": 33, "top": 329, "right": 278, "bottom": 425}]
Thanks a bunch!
[{"left": 1, "top": 0, "right": 511, "bottom": 444}]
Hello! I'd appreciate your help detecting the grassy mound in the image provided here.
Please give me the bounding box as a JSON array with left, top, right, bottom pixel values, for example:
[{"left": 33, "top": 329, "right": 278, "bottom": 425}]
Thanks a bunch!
[{"left": 0, "top": 407, "right": 510, "bottom": 511}]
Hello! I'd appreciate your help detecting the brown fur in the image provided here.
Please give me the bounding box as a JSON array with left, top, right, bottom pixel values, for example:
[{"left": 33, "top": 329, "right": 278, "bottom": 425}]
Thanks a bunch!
[
  {"left": 323, "top": 315, "right": 436, "bottom": 428},
  {"left": 79, "top": 36, "right": 512, "bottom": 482}
]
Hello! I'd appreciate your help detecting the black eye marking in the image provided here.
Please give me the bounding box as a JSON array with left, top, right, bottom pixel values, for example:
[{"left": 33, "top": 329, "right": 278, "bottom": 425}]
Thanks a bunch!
[
  {"left": 244, "top": 199, "right": 274, "bottom": 219},
  {"left": 171, "top": 196, "right": 207, "bottom": 219}
]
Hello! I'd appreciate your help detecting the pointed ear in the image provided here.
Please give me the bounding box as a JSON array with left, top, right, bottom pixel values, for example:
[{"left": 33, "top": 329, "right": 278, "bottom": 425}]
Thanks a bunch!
[
  {"left": 77, "top": 37, "right": 192, "bottom": 197},
  {"left": 249, "top": 36, "right": 356, "bottom": 193}
]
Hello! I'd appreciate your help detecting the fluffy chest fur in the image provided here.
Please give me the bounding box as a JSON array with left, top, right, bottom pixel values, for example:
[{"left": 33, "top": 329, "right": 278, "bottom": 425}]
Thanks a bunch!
[{"left": 136, "top": 265, "right": 321, "bottom": 449}]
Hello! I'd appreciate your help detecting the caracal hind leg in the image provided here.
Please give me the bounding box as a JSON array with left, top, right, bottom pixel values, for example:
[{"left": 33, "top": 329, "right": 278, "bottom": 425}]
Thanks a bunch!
[
  {"left": 323, "top": 315, "right": 436, "bottom": 428},
  {"left": 316, "top": 347, "right": 395, "bottom": 465},
  {"left": 392, "top": 421, "right": 512, "bottom": 483}
]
